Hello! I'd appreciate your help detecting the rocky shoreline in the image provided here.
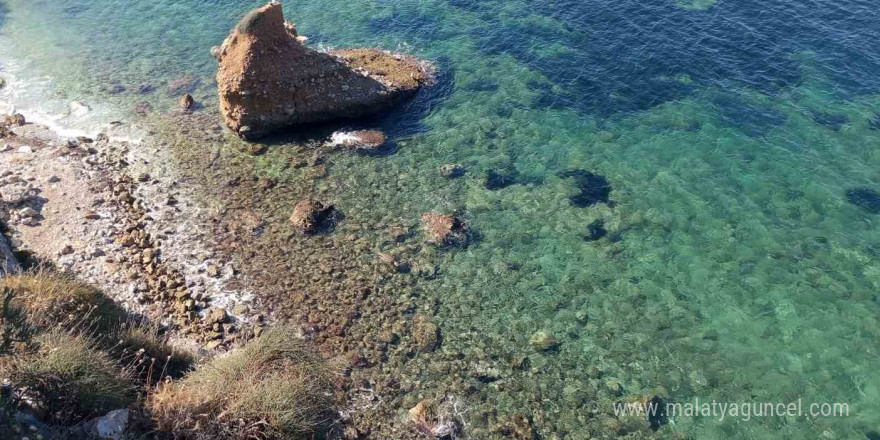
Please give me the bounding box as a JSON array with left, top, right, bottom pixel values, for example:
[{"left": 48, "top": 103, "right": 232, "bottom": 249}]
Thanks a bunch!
[{"left": 0, "top": 113, "right": 261, "bottom": 352}]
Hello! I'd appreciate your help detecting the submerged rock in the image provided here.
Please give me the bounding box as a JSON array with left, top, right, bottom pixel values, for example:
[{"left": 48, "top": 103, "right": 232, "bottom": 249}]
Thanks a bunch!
[
  {"left": 559, "top": 169, "right": 612, "bottom": 207},
  {"left": 216, "top": 2, "right": 430, "bottom": 140},
  {"left": 420, "top": 212, "right": 469, "bottom": 247},
  {"left": 413, "top": 315, "right": 440, "bottom": 352},
  {"left": 529, "top": 331, "right": 560, "bottom": 352},
  {"left": 846, "top": 188, "right": 880, "bottom": 213},
  {"left": 290, "top": 200, "right": 333, "bottom": 234}
]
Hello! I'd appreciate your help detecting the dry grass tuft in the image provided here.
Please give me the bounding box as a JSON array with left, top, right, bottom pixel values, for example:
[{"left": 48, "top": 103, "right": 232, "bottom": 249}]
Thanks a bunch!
[
  {"left": 149, "top": 327, "right": 338, "bottom": 439},
  {"left": 113, "top": 322, "right": 197, "bottom": 384},
  {"left": 0, "top": 273, "right": 124, "bottom": 333},
  {"left": 2, "top": 330, "right": 136, "bottom": 424}
]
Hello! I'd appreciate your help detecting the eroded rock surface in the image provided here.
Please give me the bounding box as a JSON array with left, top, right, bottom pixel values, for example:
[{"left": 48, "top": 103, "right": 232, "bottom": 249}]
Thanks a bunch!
[{"left": 216, "top": 2, "right": 430, "bottom": 140}]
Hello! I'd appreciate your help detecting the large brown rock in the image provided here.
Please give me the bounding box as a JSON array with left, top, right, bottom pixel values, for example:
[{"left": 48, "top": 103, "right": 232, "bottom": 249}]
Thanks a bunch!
[
  {"left": 289, "top": 200, "right": 333, "bottom": 234},
  {"left": 216, "top": 2, "right": 430, "bottom": 140}
]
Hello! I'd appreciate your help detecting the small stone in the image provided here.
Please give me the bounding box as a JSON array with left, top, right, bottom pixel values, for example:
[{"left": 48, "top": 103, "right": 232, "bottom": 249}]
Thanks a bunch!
[
  {"left": 84, "top": 211, "right": 100, "bottom": 220},
  {"left": 232, "top": 304, "right": 249, "bottom": 315},
  {"left": 137, "top": 173, "right": 150, "bottom": 182},
  {"left": 48, "top": 176, "right": 61, "bottom": 183},
  {"left": 17, "top": 146, "right": 33, "bottom": 154},
  {"left": 59, "top": 245, "right": 74, "bottom": 256},
  {"left": 529, "top": 331, "right": 560, "bottom": 352},
  {"left": 205, "top": 340, "right": 223, "bottom": 350},
  {"left": 206, "top": 264, "right": 221, "bottom": 278}
]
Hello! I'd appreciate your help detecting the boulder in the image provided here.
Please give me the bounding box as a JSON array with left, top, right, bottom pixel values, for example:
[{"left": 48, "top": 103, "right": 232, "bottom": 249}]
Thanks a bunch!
[
  {"left": 2, "top": 113, "right": 25, "bottom": 127},
  {"left": 178, "top": 93, "right": 195, "bottom": 111},
  {"left": 329, "top": 130, "right": 386, "bottom": 151},
  {"left": 420, "top": 212, "right": 469, "bottom": 247},
  {"left": 289, "top": 200, "right": 333, "bottom": 234},
  {"left": 216, "top": 2, "right": 430, "bottom": 140}
]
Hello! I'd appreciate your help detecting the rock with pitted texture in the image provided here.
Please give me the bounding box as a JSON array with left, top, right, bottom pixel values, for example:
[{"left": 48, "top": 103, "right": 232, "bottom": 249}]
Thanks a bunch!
[{"left": 216, "top": 2, "right": 430, "bottom": 140}]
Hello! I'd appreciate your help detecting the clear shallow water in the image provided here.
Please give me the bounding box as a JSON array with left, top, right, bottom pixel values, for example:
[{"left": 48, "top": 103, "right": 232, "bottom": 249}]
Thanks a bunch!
[{"left": 2, "top": 0, "right": 880, "bottom": 438}]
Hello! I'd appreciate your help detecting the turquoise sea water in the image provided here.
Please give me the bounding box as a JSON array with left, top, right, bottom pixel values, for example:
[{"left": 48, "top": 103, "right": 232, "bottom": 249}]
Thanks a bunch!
[{"left": 2, "top": 0, "right": 880, "bottom": 438}]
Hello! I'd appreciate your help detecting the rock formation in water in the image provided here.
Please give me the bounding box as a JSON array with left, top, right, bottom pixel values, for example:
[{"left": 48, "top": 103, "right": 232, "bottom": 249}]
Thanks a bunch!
[
  {"left": 420, "top": 212, "right": 470, "bottom": 247},
  {"left": 216, "top": 2, "right": 431, "bottom": 140},
  {"left": 289, "top": 200, "right": 333, "bottom": 234},
  {"left": 846, "top": 188, "right": 880, "bottom": 213}
]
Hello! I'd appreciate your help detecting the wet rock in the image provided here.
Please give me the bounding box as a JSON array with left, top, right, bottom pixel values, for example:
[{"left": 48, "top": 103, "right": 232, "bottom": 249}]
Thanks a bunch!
[
  {"left": 559, "top": 169, "right": 612, "bottom": 207},
  {"left": 846, "top": 188, "right": 880, "bottom": 213},
  {"left": 178, "top": 93, "right": 195, "bottom": 111},
  {"left": 485, "top": 169, "right": 517, "bottom": 190},
  {"left": 289, "top": 200, "right": 333, "bottom": 234},
  {"left": 330, "top": 130, "right": 386, "bottom": 151},
  {"left": 206, "top": 308, "right": 229, "bottom": 325},
  {"left": 3, "top": 113, "right": 25, "bottom": 127},
  {"left": 216, "top": 2, "right": 430, "bottom": 139},
  {"left": 585, "top": 219, "right": 607, "bottom": 241},
  {"left": 420, "top": 212, "right": 469, "bottom": 247},
  {"left": 528, "top": 331, "right": 559, "bottom": 352},
  {"left": 413, "top": 315, "right": 439, "bottom": 352},
  {"left": 440, "top": 163, "right": 465, "bottom": 178}
]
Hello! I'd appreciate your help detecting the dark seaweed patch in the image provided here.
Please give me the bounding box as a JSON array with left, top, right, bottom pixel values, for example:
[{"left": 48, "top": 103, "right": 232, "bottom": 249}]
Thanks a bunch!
[
  {"left": 713, "top": 94, "right": 788, "bottom": 137},
  {"left": 584, "top": 220, "right": 608, "bottom": 241},
  {"left": 559, "top": 170, "right": 612, "bottom": 207},
  {"left": 846, "top": 188, "right": 880, "bottom": 213},
  {"left": 485, "top": 170, "right": 518, "bottom": 190}
]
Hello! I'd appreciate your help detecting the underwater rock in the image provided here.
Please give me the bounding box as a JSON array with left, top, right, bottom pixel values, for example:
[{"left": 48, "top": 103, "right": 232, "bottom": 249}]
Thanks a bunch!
[
  {"left": 846, "top": 188, "right": 880, "bottom": 214},
  {"left": 413, "top": 315, "right": 440, "bottom": 352},
  {"left": 329, "top": 130, "right": 386, "bottom": 151},
  {"left": 440, "top": 163, "right": 465, "bottom": 178},
  {"left": 529, "top": 331, "right": 560, "bottom": 352},
  {"left": 420, "top": 212, "right": 470, "bottom": 247},
  {"left": 133, "top": 101, "right": 152, "bottom": 116},
  {"left": 484, "top": 169, "right": 517, "bottom": 190},
  {"left": 559, "top": 170, "right": 612, "bottom": 207},
  {"left": 178, "top": 93, "right": 195, "bottom": 111},
  {"left": 216, "top": 2, "right": 431, "bottom": 140},
  {"left": 290, "top": 199, "right": 333, "bottom": 234},
  {"left": 168, "top": 74, "right": 200, "bottom": 96}
]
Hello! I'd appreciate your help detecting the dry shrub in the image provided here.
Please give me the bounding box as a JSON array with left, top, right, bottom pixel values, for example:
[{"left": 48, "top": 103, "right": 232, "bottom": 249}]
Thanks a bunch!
[
  {"left": 149, "top": 327, "right": 338, "bottom": 439},
  {"left": 2, "top": 330, "right": 135, "bottom": 424},
  {"left": 0, "top": 274, "right": 124, "bottom": 333}
]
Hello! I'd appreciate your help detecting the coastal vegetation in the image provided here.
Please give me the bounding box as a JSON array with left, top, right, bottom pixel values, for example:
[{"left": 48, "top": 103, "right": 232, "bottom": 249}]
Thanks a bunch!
[{"left": 0, "top": 274, "right": 338, "bottom": 439}]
